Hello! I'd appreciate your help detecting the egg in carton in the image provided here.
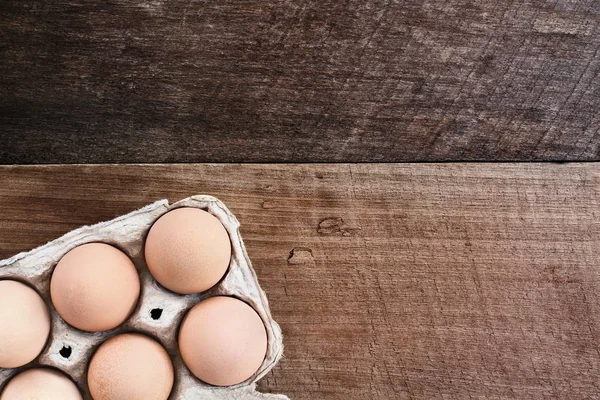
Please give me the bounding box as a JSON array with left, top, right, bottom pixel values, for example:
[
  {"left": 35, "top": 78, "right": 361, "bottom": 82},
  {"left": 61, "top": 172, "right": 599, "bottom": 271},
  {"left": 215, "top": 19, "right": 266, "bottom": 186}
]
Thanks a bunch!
[{"left": 0, "top": 195, "right": 288, "bottom": 400}]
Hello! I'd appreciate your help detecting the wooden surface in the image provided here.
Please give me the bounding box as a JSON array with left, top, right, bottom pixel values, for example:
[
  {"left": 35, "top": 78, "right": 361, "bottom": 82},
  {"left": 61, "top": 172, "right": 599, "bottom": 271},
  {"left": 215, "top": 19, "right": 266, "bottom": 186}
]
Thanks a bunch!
[
  {"left": 2, "top": 1, "right": 600, "bottom": 163},
  {"left": 1, "top": 164, "right": 599, "bottom": 399}
]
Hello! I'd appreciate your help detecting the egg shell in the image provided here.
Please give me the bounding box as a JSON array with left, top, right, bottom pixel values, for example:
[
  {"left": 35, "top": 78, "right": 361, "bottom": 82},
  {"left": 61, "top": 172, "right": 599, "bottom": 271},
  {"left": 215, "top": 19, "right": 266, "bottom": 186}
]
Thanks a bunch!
[
  {"left": 145, "top": 207, "right": 231, "bottom": 294},
  {"left": 179, "top": 296, "right": 268, "bottom": 386},
  {"left": 0, "top": 280, "right": 51, "bottom": 369},
  {"left": 0, "top": 368, "right": 82, "bottom": 400},
  {"left": 87, "top": 333, "right": 173, "bottom": 400},
  {"left": 0, "top": 196, "right": 287, "bottom": 400},
  {"left": 51, "top": 243, "right": 141, "bottom": 332}
]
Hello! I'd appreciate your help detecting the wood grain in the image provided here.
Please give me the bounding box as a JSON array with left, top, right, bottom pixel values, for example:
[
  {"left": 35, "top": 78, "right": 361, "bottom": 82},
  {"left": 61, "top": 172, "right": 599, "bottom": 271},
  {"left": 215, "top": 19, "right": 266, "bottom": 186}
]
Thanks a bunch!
[
  {"left": 2, "top": 1, "right": 600, "bottom": 163},
  {"left": 1, "top": 164, "right": 599, "bottom": 398}
]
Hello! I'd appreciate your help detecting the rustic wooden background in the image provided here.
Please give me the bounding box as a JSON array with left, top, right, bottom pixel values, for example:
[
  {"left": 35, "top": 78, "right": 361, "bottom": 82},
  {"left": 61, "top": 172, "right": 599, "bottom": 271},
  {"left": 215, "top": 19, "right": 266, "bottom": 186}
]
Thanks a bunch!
[
  {"left": 2, "top": 0, "right": 600, "bottom": 163},
  {"left": 2, "top": 0, "right": 600, "bottom": 397},
  {"left": 1, "top": 164, "right": 599, "bottom": 399}
]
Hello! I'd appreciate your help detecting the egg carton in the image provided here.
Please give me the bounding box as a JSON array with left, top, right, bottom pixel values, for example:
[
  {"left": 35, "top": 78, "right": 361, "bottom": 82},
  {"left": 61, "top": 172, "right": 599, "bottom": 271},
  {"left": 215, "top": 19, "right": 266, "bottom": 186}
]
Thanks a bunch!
[{"left": 0, "top": 195, "right": 288, "bottom": 400}]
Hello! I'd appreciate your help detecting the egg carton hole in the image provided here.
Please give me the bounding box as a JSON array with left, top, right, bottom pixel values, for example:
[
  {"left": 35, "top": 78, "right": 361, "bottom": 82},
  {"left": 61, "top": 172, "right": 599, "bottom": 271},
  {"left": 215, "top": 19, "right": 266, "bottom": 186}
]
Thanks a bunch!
[
  {"left": 59, "top": 346, "right": 72, "bottom": 359},
  {"left": 150, "top": 308, "right": 163, "bottom": 320}
]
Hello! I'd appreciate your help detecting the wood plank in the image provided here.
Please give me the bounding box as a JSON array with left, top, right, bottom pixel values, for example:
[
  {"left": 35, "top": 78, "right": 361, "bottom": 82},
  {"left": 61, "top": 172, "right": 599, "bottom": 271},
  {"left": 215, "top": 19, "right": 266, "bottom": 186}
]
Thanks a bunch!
[
  {"left": 2, "top": 1, "right": 600, "bottom": 163},
  {"left": 1, "top": 164, "right": 600, "bottom": 399}
]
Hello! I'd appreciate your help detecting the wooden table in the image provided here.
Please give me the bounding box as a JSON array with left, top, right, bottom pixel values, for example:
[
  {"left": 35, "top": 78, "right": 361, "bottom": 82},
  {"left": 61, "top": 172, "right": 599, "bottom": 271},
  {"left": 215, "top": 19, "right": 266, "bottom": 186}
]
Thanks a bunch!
[
  {"left": 2, "top": 0, "right": 600, "bottom": 163},
  {"left": 1, "top": 164, "right": 598, "bottom": 399}
]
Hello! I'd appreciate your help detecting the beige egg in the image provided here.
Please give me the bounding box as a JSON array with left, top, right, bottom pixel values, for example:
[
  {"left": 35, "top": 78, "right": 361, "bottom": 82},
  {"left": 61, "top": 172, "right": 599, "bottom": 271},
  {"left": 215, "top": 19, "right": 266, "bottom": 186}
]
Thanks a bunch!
[
  {"left": 87, "top": 333, "right": 173, "bottom": 400},
  {"left": 145, "top": 208, "right": 231, "bottom": 294},
  {"left": 50, "top": 243, "right": 140, "bottom": 332},
  {"left": 178, "top": 296, "right": 267, "bottom": 386},
  {"left": 0, "top": 280, "right": 50, "bottom": 368},
  {"left": 0, "top": 368, "right": 82, "bottom": 400}
]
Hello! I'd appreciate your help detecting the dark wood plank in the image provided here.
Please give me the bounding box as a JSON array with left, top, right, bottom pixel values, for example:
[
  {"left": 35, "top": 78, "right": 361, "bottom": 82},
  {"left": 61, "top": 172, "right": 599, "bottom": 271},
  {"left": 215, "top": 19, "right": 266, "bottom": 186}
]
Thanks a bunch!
[
  {"left": 1, "top": 1, "right": 600, "bottom": 163},
  {"left": 1, "top": 164, "right": 600, "bottom": 399}
]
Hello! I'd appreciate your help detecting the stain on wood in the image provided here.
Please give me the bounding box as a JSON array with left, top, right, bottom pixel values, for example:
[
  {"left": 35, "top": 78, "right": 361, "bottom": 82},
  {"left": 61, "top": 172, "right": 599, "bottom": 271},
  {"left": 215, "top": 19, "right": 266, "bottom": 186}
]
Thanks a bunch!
[
  {"left": 317, "top": 217, "right": 355, "bottom": 236},
  {"left": 1, "top": 1, "right": 600, "bottom": 163},
  {"left": 287, "top": 247, "right": 315, "bottom": 266},
  {"left": 0, "top": 164, "right": 599, "bottom": 398}
]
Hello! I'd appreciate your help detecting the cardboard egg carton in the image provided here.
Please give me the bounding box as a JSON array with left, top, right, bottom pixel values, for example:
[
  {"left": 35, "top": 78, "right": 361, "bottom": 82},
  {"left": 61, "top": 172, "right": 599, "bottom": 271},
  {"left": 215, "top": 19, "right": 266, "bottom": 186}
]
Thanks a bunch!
[{"left": 0, "top": 195, "right": 288, "bottom": 400}]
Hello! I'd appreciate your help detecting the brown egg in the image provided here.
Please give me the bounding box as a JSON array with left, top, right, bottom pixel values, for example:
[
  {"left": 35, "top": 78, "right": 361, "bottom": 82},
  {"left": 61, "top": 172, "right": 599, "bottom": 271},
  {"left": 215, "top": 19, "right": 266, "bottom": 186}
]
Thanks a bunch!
[
  {"left": 87, "top": 333, "right": 173, "bottom": 400},
  {"left": 178, "top": 296, "right": 267, "bottom": 386},
  {"left": 50, "top": 243, "right": 140, "bottom": 332},
  {"left": 0, "top": 368, "right": 82, "bottom": 400},
  {"left": 145, "top": 207, "right": 231, "bottom": 294},
  {"left": 0, "top": 280, "right": 50, "bottom": 368}
]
